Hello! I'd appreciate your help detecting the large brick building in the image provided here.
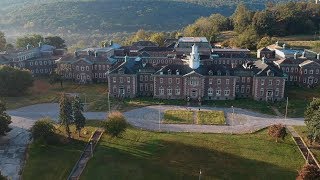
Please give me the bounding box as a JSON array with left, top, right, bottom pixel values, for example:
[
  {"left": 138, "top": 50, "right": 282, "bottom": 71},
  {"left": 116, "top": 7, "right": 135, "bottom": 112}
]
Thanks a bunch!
[{"left": 109, "top": 42, "right": 287, "bottom": 102}]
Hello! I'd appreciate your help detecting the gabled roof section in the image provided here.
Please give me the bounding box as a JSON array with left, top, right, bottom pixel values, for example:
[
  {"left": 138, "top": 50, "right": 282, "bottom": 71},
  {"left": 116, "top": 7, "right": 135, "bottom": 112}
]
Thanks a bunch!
[
  {"left": 254, "top": 60, "right": 285, "bottom": 77},
  {"left": 299, "top": 60, "right": 320, "bottom": 67},
  {"left": 132, "top": 41, "right": 158, "bottom": 48},
  {"left": 183, "top": 70, "right": 203, "bottom": 77}
]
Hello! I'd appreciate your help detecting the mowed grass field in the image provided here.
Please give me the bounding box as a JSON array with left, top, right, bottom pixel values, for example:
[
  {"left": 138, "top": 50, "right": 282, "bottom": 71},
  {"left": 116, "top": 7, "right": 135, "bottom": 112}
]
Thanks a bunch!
[
  {"left": 22, "top": 121, "right": 103, "bottom": 180},
  {"left": 163, "top": 110, "right": 194, "bottom": 124},
  {"left": 81, "top": 128, "right": 304, "bottom": 180},
  {"left": 197, "top": 110, "right": 226, "bottom": 125}
]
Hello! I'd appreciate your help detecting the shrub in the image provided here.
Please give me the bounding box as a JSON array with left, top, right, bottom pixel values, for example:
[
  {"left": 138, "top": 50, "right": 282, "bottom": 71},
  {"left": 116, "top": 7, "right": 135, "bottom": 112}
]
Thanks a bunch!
[
  {"left": 0, "top": 171, "right": 6, "bottom": 180},
  {"left": 0, "top": 100, "right": 11, "bottom": 136},
  {"left": 297, "top": 164, "right": 320, "bottom": 180},
  {"left": 31, "top": 118, "right": 56, "bottom": 144},
  {"left": 268, "top": 124, "right": 287, "bottom": 142},
  {"left": 104, "top": 111, "right": 128, "bottom": 137}
]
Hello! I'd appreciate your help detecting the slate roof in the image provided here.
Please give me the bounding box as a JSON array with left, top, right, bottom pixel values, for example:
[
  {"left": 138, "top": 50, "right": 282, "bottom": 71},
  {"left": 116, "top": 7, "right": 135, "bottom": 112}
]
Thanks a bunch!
[
  {"left": 132, "top": 41, "right": 158, "bottom": 47},
  {"left": 253, "top": 60, "right": 285, "bottom": 77}
]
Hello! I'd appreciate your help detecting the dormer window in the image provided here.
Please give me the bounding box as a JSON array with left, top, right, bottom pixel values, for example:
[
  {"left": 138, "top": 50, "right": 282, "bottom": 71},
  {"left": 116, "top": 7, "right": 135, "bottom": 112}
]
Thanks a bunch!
[
  {"left": 208, "top": 70, "right": 213, "bottom": 76},
  {"left": 118, "top": 68, "right": 124, "bottom": 74},
  {"left": 217, "top": 70, "right": 221, "bottom": 76},
  {"left": 176, "top": 70, "right": 180, "bottom": 75},
  {"left": 168, "top": 69, "right": 171, "bottom": 75}
]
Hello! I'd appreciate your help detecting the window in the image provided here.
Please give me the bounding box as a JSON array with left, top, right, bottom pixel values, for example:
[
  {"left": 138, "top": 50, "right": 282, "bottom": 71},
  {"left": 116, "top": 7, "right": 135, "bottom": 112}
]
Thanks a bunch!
[
  {"left": 217, "top": 79, "right": 221, "bottom": 85},
  {"left": 159, "top": 87, "right": 164, "bottom": 95},
  {"left": 127, "top": 77, "right": 130, "bottom": 83},
  {"left": 208, "top": 88, "right": 213, "bottom": 96},
  {"left": 77, "top": 75, "right": 80, "bottom": 79},
  {"left": 226, "top": 79, "right": 229, "bottom": 85},
  {"left": 176, "top": 78, "right": 180, "bottom": 84},
  {"left": 303, "top": 78, "right": 306, "bottom": 83},
  {"left": 167, "top": 88, "right": 172, "bottom": 95},
  {"left": 294, "top": 76, "right": 297, "bottom": 81},
  {"left": 175, "top": 88, "right": 180, "bottom": 95},
  {"left": 316, "top": 69, "right": 319, "bottom": 74},
  {"left": 113, "top": 77, "right": 116, "bottom": 83},
  {"left": 81, "top": 66, "right": 85, "bottom": 71},
  {"left": 315, "top": 78, "right": 318, "bottom": 83},
  {"left": 236, "top": 85, "right": 239, "bottom": 93},
  {"left": 35, "top": 61, "right": 38, "bottom": 65},
  {"left": 242, "top": 77, "right": 246, "bottom": 83},
  {"left": 86, "top": 66, "right": 89, "bottom": 71},
  {"left": 275, "top": 89, "right": 279, "bottom": 96},
  {"left": 241, "top": 86, "right": 245, "bottom": 93},
  {"left": 261, "top": 79, "right": 265, "bottom": 85},
  {"left": 247, "top": 77, "right": 251, "bottom": 83},
  {"left": 103, "top": 73, "right": 106, "bottom": 78},
  {"left": 168, "top": 78, "right": 172, "bottom": 84},
  {"left": 150, "top": 84, "right": 153, "bottom": 91},
  {"left": 113, "top": 86, "right": 117, "bottom": 93},
  {"left": 304, "top": 69, "right": 308, "bottom": 74},
  {"left": 260, "top": 88, "right": 264, "bottom": 96},
  {"left": 209, "top": 79, "right": 213, "bottom": 84},
  {"left": 145, "top": 84, "right": 149, "bottom": 91},
  {"left": 44, "top": 61, "right": 47, "bottom": 65},
  {"left": 216, "top": 90, "right": 221, "bottom": 96},
  {"left": 140, "top": 84, "right": 143, "bottom": 91},
  {"left": 99, "top": 65, "right": 101, "bottom": 70},
  {"left": 140, "top": 75, "right": 143, "bottom": 81},
  {"left": 269, "top": 80, "right": 272, "bottom": 85},
  {"left": 246, "top": 87, "right": 250, "bottom": 93},
  {"left": 127, "top": 86, "right": 131, "bottom": 93},
  {"left": 160, "top": 78, "right": 163, "bottom": 83},
  {"left": 40, "top": 69, "right": 43, "bottom": 73},
  {"left": 39, "top": 61, "right": 42, "bottom": 65},
  {"left": 30, "top": 62, "right": 33, "bottom": 66},
  {"left": 120, "top": 77, "right": 123, "bottom": 83},
  {"left": 224, "top": 90, "right": 230, "bottom": 96},
  {"left": 103, "top": 65, "right": 106, "bottom": 70},
  {"left": 95, "top": 65, "right": 97, "bottom": 70},
  {"left": 310, "top": 70, "right": 314, "bottom": 74},
  {"left": 276, "top": 80, "right": 280, "bottom": 85},
  {"left": 145, "top": 75, "right": 148, "bottom": 81},
  {"left": 150, "top": 76, "right": 153, "bottom": 81},
  {"left": 291, "top": 67, "right": 294, "bottom": 73},
  {"left": 286, "top": 67, "right": 289, "bottom": 72},
  {"left": 295, "top": 68, "right": 298, "bottom": 73},
  {"left": 99, "top": 73, "right": 102, "bottom": 78},
  {"left": 95, "top": 73, "right": 98, "bottom": 78},
  {"left": 87, "top": 75, "right": 90, "bottom": 79}
]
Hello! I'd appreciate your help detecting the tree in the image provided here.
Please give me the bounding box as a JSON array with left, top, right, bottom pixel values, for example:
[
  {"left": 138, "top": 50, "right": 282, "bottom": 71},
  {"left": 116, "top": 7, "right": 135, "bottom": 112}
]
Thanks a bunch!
[
  {"left": 49, "top": 70, "right": 63, "bottom": 88},
  {"left": 72, "top": 96, "right": 86, "bottom": 137},
  {"left": 16, "top": 34, "right": 44, "bottom": 48},
  {"left": 297, "top": 164, "right": 320, "bottom": 180},
  {"left": 252, "top": 10, "right": 276, "bottom": 36},
  {"left": 44, "top": 36, "right": 66, "bottom": 49},
  {"left": 0, "top": 101, "right": 11, "bottom": 136},
  {"left": 305, "top": 98, "right": 320, "bottom": 143},
  {"left": 0, "top": 65, "right": 33, "bottom": 96},
  {"left": 59, "top": 93, "right": 73, "bottom": 139},
  {"left": 0, "top": 32, "right": 6, "bottom": 51},
  {"left": 268, "top": 124, "right": 287, "bottom": 142},
  {"left": 232, "top": 3, "right": 253, "bottom": 33},
  {"left": 233, "top": 26, "right": 259, "bottom": 50},
  {"left": 104, "top": 111, "right": 127, "bottom": 137},
  {"left": 257, "top": 36, "right": 277, "bottom": 49},
  {"left": 31, "top": 118, "right": 55, "bottom": 144},
  {"left": 5, "top": 43, "right": 14, "bottom": 51},
  {"left": 0, "top": 171, "right": 6, "bottom": 180},
  {"left": 149, "top": 32, "right": 165, "bottom": 46}
]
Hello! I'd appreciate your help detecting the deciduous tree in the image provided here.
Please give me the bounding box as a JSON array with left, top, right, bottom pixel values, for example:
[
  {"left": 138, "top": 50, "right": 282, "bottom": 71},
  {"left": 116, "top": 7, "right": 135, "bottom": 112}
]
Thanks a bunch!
[
  {"left": 72, "top": 96, "right": 86, "bottom": 137},
  {"left": 297, "top": 164, "right": 320, "bottom": 180},
  {"left": 31, "top": 118, "right": 55, "bottom": 144},
  {"left": 44, "top": 36, "right": 66, "bottom": 49},
  {"left": 0, "top": 101, "right": 11, "bottom": 137},
  {"left": 305, "top": 98, "right": 320, "bottom": 143},
  {"left": 16, "top": 34, "right": 44, "bottom": 48},
  {"left": 232, "top": 3, "right": 252, "bottom": 33},
  {"left": 268, "top": 124, "right": 287, "bottom": 142},
  {"left": 104, "top": 111, "right": 127, "bottom": 137}
]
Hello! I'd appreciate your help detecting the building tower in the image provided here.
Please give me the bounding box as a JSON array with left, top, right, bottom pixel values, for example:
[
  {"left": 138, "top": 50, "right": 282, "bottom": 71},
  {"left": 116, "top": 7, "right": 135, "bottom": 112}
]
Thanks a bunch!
[{"left": 189, "top": 44, "right": 200, "bottom": 69}]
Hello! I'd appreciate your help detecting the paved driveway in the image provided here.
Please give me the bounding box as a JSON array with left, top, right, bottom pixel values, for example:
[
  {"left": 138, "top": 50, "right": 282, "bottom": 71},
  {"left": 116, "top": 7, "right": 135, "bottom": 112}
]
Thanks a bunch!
[{"left": 0, "top": 103, "right": 305, "bottom": 179}]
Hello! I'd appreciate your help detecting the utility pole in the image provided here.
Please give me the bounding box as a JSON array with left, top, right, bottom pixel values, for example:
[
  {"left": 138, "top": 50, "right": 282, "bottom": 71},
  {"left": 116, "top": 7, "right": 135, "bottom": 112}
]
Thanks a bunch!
[
  {"left": 159, "top": 107, "right": 161, "bottom": 131},
  {"left": 285, "top": 97, "right": 289, "bottom": 119}
]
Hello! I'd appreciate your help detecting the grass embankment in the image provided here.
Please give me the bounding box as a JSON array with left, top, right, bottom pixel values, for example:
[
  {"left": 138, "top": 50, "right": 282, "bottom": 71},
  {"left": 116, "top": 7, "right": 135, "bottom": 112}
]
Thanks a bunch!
[
  {"left": 81, "top": 128, "right": 304, "bottom": 180},
  {"left": 293, "top": 126, "right": 320, "bottom": 163},
  {"left": 22, "top": 121, "right": 103, "bottom": 180},
  {"left": 1, "top": 79, "right": 107, "bottom": 110}
]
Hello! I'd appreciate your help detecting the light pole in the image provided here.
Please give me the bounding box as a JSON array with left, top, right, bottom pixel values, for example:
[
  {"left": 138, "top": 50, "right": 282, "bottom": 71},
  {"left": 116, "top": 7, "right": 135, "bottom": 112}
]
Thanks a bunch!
[
  {"left": 285, "top": 97, "right": 289, "bottom": 119},
  {"left": 159, "top": 106, "right": 161, "bottom": 131},
  {"left": 90, "top": 141, "right": 93, "bottom": 157},
  {"left": 231, "top": 106, "right": 234, "bottom": 124}
]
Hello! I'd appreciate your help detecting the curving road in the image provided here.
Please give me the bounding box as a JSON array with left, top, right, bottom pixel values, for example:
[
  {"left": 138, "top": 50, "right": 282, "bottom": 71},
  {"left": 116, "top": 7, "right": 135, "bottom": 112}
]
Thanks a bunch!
[{"left": 0, "top": 103, "right": 305, "bottom": 179}]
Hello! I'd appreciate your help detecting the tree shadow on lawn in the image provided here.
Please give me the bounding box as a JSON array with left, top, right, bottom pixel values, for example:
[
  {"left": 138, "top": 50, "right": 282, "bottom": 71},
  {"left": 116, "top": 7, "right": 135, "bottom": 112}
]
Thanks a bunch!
[{"left": 82, "top": 138, "right": 300, "bottom": 180}]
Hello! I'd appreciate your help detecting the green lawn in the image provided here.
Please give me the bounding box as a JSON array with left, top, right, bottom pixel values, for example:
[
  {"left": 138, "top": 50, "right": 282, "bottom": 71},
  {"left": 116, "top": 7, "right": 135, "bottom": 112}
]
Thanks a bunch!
[
  {"left": 81, "top": 128, "right": 304, "bottom": 180},
  {"left": 163, "top": 110, "right": 194, "bottom": 124},
  {"left": 1, "top": 78, "right": 107, "bottom": 110},
  {"left": 197, "top": 110, "right": 226, "bottom": 125},
  {"left": 293, "top": 126, "right": 320, "bottom": 163},
  {"left": 22, "top": 120, "right": 103, "bottom": 180}
]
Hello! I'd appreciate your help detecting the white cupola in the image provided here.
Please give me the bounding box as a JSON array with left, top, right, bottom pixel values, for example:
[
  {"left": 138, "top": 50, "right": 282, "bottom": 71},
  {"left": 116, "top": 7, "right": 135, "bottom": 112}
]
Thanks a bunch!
[{"left": 189, "top": 44, "right": 200, "bottom": 69}]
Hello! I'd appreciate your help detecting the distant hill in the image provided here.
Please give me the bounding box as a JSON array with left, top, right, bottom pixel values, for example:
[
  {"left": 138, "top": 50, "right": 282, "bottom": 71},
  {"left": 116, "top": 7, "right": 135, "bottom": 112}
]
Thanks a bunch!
[{"left": 0, "top": 0, "right": 302, "bottom": 35}]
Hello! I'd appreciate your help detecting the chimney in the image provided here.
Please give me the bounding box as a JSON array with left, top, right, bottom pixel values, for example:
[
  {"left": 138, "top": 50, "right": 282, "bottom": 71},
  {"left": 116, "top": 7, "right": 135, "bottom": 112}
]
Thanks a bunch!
[
  {"left": 262, "top": 57, "right": 266, "bottom": 63},
  {"left": 302, "top": 51, "right": 306, "bottom": 58},
  {"left": 176, "top": 69, "right": 179, "bottom": 75},
  {"left": 282, "top": 43, "right": 286, "bottom": 49},
  {"left": 294, "top": 53, "right": 297, "bottom": 59},
  {"left": 74, "top": 51, "right": 78, "bottom": 57},
  {"left": 109, "top": 40, "right": 113, "bottom": 47},
  {"left": 317, "top": 53, "right": 320, "bottom": 60},
  {"left": 38, "top": 41, "right": 42, "bottom": 47},
  {"left": 275, "top": 41, "right": 279, "bottom": 46},
  {"left": 94, "top": 51, "right": 98, "bottom": 57},
  {"left": 103, "top": 42, "right": 107, "bottom": 48},
  {"left": 124, "top": 55, "right": 128, "bottom": 62}
]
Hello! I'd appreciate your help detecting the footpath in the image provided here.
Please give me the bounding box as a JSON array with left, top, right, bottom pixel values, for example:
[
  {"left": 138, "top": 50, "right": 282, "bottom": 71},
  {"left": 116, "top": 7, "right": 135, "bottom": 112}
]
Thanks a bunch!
[{"left": 67, "top": 129, "right": 104, "bottom": 180}]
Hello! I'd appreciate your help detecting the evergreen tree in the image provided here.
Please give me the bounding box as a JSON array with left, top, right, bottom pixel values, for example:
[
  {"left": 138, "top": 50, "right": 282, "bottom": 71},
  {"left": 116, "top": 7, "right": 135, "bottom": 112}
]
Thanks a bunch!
[
  {"left": 232, "top": 3, "right": 253, "bottom": 33},
  {"left": 0, "top": 101, "right": 11, "bottom": 136},
  {"left": 59, "top": 93, "right": 73, "bottom": 139},
  {"left": 72, "top": 96, "right": 86, "bottom": 137}
]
